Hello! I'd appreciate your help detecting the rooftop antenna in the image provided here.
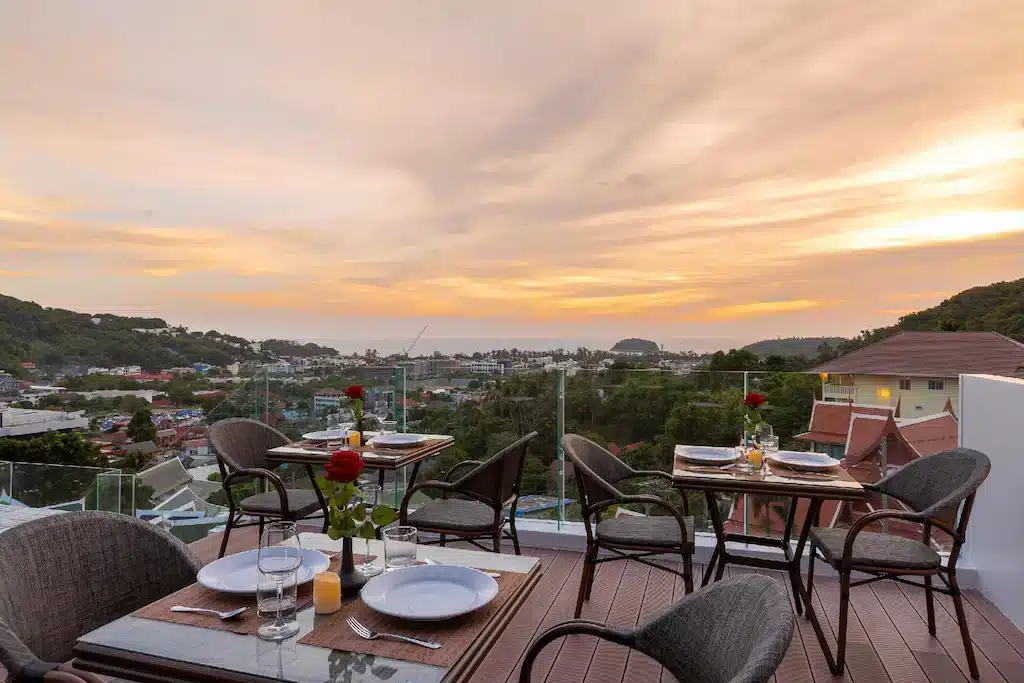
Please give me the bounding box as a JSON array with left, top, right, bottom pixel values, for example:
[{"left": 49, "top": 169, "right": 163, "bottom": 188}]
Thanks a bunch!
[{"left": 402, "top": 325, "right": 428, "bottom": 358}]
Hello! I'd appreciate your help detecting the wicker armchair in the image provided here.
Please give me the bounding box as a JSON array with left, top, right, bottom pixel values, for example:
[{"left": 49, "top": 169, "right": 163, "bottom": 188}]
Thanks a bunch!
[
  {"left": 520, "top": 575, "right": 794, "bottom": 683},
  {"left": 0, "top": 511, "right": 201, "bottom": 683},
  {"left": 208, "top": 418, "right": 329, "bottom": 557},
  {"left": 400, "top": 432, "right": 538, "bottom": 554},
  {"left": 805, "top": 447, "right": 991, "bottom": 678},
  {"left": 562, "top": 434, "right": 694, "bottom": 618}
]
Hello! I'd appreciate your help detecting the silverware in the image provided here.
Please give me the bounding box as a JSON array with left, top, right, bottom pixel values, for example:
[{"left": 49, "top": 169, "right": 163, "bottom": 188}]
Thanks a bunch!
[
  {"left": 170, "top": 605, "right": 248, "bottom": 620},
  {"left": 346, "top": 617, "right": 441, "bottom": 649},
  {"left": 423, "top": 557, "right": 501, "bottom": 579},
  {"left": 778, "top": 471, "right": 839, "bottom": 480},
  {"left": 683, "top": 464, "right": 735, "bottom": 473}
]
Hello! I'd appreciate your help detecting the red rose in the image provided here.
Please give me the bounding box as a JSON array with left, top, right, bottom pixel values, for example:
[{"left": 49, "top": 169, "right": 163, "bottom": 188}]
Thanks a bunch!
[
  {"left": 324, "top": 449, "right": 365, "bottom": 482},
  {"left": 744, "top": 392, "right": 766, "bottom": 408},
  {"left": 344, "top": 385, "right": 365, "bottom": 401}
]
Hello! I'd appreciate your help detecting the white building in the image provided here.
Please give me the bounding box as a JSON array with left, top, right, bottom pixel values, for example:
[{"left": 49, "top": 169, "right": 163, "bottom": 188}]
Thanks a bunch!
[
  {"left": 463, "top": 360, "right": 504, "bottom": 375},
  {"left": 109, "top": 366, "right": 143, "bottom": 376},
  {"left": 87, "top": 367, "right": 111, "bottom": 375},
  {"left": 312, "top": 389, "right": 345, "bottom": 413},
  {"left": 225, "top": 362, "right": 240, "bottom": 376},
  {"left": 265, "top": 363, "right": 295, "bottom": 375},
  {"left": 0, "top": 408, "right": 89, "bottom": 438}
]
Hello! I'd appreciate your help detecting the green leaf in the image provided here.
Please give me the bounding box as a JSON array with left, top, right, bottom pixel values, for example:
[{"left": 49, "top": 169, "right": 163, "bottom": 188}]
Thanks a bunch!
[
  {"left": 326, "top": 526, "right": 342, "bottom": 541},
  {"left": 316, "top": 475, "right": 330, "bottom": 493},
  {"left": 357, "top": 520, "right": 375, "bottom": 540},
  {"left": 371, "top": 505, "right": 398, "bottom": 526},
  {"left": 335, "top": 483, "right": 353, "bottom": 508},
  {"left": 337, "top": 515, "right": 357, "bottom": 537},
  {"left": 351, "top": 503, "right": 366, "bottom": 522}
]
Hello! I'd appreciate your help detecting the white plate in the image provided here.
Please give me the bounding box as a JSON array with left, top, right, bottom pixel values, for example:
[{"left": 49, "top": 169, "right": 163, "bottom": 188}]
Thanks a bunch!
[
  {"left": 197, "top": 548, "right": 330, "bottom": 594},
  {"left": 302, "top": 429, "right": 350, "bottom": 442},
  {"left": 767, "top": 451, "right": 841, "bottom": 472},
  {"left": 361, "top": 564, "right": 499, "bottom": 621},
  {"left": 371, "top": 433, "right": 428, "bottom": 448},
  {"left": 674, "top": 445, "right": 739, "bottom": 465}
]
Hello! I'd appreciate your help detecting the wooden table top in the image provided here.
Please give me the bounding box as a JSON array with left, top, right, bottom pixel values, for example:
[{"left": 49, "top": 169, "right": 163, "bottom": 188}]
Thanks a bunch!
[
  {"left": 267, "top": 434, "right": 455, "bottom": 470},
  {"left": 672, "top": 453, "right": 866, "bottom": 501}
]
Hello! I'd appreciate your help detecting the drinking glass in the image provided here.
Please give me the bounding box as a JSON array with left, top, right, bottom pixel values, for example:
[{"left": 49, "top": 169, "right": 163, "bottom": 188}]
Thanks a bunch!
[
  {"left": 383, "top": 526, "right": 417, "bottom": 569},
  {"left": 257, "top": 572, "right": 297, "bottom": 620},
  {"left": 327, "top": 413, "right": 340, "bottom": 430},
  {"left": 357, "top": 483, "right": 383, "bottom": 577},
  {"left": 257, "top": 522, "right": 302, "bottom": 641},
  {"left": 380, "top": 420, "right": 398, "bottom": 435}
]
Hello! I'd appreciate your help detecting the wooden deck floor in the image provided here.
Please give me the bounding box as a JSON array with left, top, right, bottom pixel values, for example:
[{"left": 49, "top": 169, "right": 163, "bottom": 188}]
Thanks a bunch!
[{"left": 188, "top": 530, "right": 1024, "bottom": 683}]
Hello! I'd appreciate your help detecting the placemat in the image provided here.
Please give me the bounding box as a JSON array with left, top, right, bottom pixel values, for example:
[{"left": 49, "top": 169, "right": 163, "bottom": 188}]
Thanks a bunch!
[
  {"left": 293, "top": 437, "right": 451, "bottom": 457},
  {"left": 133, "top": 554, "right": 377, "bottom": 635},
  {"left": 297, "top": 570, "right": 527, "bottom": 667}
]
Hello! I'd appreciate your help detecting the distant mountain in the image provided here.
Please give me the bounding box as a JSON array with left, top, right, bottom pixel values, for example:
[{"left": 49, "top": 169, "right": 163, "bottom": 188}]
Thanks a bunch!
[
  {"left": 743, "top": 337, "right": 846, "bottom": 358},
  {"left": 610, "top": 338, "right": 660, "bottom": 353},
  {"left": 840, "top": 277, "right": 1024, "bottom": 353},
  {"left": 0, "top": 294, "right": 261, "bottom": 375}
]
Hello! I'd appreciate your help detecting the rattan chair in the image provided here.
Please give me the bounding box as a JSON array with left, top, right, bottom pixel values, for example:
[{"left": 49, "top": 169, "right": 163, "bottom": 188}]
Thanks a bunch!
[
  {"left": 208, "top": 418, "right": 328, "bottom": 557},
  {"left": 0, "top": 511, "right": 201, "bottom": 683},
  {"left": 562, "top": 434, "right": 694, "bottom": 618},
  {"left": 400, "top": 432, "right": 538, "bottom": 554},
  {"left": 805, "top": 447, "right": 991, "bottom": 678},
  {"left": 520, "top": 574, "right": 794, "bottom": 683}
]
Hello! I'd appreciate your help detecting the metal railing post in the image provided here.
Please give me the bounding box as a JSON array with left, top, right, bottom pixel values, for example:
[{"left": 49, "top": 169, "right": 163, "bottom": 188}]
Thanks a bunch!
[
  {"left": 743, "top": 371, "right": 750, "bottom": 536},
  {"left": 556, "top": 368, "right": 566, "bottom": 529}
]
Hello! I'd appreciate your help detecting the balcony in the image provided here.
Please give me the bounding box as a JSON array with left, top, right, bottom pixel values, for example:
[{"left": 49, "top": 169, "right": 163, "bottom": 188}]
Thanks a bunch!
[
  {"left": 822, "top": 384, "right": 857, "bottom": 403},
  {"left": 0, "top": 370, "right": 1021, "bottom": 683}
]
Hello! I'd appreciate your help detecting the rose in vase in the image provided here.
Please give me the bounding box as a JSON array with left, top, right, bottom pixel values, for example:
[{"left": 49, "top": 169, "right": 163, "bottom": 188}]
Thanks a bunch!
[
  {"left": 318, "top": 449, "right": 397, "bottom": 540},
  {"left": 344, "top": 385, "right": 365, "bottom": 430},
  {"left": 743, "top": 391, "right": 767, "bottom": 440}
]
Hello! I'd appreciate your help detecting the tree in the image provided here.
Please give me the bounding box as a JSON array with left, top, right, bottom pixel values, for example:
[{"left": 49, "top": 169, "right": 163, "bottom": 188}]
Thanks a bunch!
[{"left": 127, "top": 408, "right": 157, "bottom": 442}]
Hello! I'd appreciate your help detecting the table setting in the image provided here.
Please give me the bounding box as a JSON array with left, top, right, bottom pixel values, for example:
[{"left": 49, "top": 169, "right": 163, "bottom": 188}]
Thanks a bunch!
[{"left": 79, "top": 447, "right": 541, "bottom": 683}]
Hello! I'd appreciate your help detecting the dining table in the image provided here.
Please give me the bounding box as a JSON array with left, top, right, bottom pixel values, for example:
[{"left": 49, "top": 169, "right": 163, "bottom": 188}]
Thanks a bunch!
[
  {"left": 72, "top": 533, "right": 542, "bottom": 683},
  {"left": 266, "top": 432, "right": 455, "bottom": 501},
  {"left": 672, "top": 447, "right": 866, "bottom": 674}
]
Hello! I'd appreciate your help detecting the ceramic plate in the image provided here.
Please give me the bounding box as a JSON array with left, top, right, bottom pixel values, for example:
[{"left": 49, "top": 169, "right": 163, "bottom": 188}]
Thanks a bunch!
[
  {"left": 361, "top": 564, "right": 499, "bottom": 621},
  {"left": 197, "top": 548, "right": 330, "bottom": 594},
  {"left": 302, "top": 429, "right": 350, "bottom": 442},
  {"left": 767, "top": 451, "right": 841, "bottom": 472},
  {"left": 371, "top": 433, "right": 428, "bottom": 448},
  {"left": 674, "top": 445, "right": 739, "bottom": 465}
]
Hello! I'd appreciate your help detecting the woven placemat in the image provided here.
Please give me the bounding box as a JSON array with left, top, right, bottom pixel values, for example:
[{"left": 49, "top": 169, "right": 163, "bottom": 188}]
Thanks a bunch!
[
  {"left": 296, "top": 570, "right": 526, "bottom": 667},
  {"left": 133, "top": 554, "right": 375, "bottom": 635}
]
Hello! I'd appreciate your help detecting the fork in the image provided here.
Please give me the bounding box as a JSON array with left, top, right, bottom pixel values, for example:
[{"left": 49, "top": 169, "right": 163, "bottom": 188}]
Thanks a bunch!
[
  {"left": 170, "top": 606, "right": 248, "bottom": 620},
  {"left": 345, "top": 617, "right": 441, "bottom": 649}
]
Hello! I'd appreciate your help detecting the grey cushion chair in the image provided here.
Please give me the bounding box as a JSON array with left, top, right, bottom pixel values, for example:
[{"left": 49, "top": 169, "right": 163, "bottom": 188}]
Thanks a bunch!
[
  {"left": 400, "top": 432, "right": 538, "bottom": 554},
  {"left": 805, "top": 447, "right": 991, "bottom": 678},
  {"left": 0, "top": 511, "right": 201, "bottom": 683},
  {"left": 520, "top": 575, "right": 794, "bottom": 683},
  {"left": 208, "top": 418, "right": 328, "bottom": 558},
  {"left": 562, "top": 434, "right": 694, "bottom": 618}
]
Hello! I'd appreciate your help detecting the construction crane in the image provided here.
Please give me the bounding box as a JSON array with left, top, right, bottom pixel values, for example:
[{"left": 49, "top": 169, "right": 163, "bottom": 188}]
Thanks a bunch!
[{"left": 402, "top": 325, "right": 428, "bottom": 358}]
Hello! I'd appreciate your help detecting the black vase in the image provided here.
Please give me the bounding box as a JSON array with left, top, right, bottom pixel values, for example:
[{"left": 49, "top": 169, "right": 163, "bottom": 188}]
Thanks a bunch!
[{"left": 338, "top": 536, "right": 368, "bottom": 597}]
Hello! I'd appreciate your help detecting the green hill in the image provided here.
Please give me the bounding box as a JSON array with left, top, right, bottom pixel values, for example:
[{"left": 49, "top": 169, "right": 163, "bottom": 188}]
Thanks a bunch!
[
  {"left": 840, "top": 277, "right": 1024, "bottom": 353},
  {"left": 610, "top": 338, "right": 660, "bottom": 353},
  {"left": 261, "top": 339, "right": 338, "bottom": 357},
  {"left": 743, "top": 337, "right": 846, "bottom": 358},
  {"left": 0, "top": 294, "right": 261, "bottom": 375}
]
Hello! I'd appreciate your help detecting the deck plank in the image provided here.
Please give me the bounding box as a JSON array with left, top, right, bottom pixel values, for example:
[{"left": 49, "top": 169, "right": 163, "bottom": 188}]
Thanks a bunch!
[
  {"left": 660, "top": 561, "right": 689, "bottom": 683},
  {"left": 812, "top": 573, "right": 892, "bottom": 683},
  {"left": 584, "top": 560, "right": 651, "bottom": 683},
  {"left": 930, "top": 588, "right": 1024, "bottom": 683},
  {"left": 848, "top": 580, "right": 930, "bottom": 683},
  {"left": 543, "top": 561, "right": 628, "bottom": 683},
  {"left": 870, "top": 580, "right": 968, "bottom": 683},
  {"left": 622, "top": 562, "right": 677, "bottom": 683},
  {"left": 898, "top": 581, "right": 1009, "bottom": 683},
  {"left": 964, "top": 592, "right": 1024, "bottom": 660},
  {"left": 469, "top": 550, "right": 579, "bottom": 683}
]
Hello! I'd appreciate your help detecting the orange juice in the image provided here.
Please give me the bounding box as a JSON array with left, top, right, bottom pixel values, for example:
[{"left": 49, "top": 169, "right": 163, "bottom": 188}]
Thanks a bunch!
[
  {"left": 747, "top": 448, "right": 763, "bottom": 469},
  {"left": 348, "top": 431, "right": 362, "bottom": 447}
]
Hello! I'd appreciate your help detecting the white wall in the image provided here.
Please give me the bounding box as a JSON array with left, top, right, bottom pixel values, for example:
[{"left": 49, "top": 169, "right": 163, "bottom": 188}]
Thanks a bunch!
[{"left": 960, "top": 373, "right": 1024, "bottom": 630}]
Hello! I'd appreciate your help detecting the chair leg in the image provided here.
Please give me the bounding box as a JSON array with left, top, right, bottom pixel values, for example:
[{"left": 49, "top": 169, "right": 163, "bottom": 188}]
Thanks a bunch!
[
  {"left": 575, "top": 543, "right": 597, "bottom": 618},
  {"left": 258, "top": 517, "right": 265, "bottom": 539},
  {"left": 218, "top": 516, "right": 234, "bottom": 558},
  {"left": 439, "top": 533, "right": 446, "bottom": 547},
  {"left": 806, "top": 540, "right": 817, "bottom": 620},
  {"left": 492, "top": 532, "right": 501, "bottom": 553},
  {"left": 924, "top": 573, "right": 937, "bottom": 636},
  {"left": 949, "top": 573, "right": 980, "bottom": 679},
  {"left": 682, "top": 553, "right": 694, "bottom": 594},
  {"left": 836, "top": 570, "right": 851, "bottom": 676},
  {"left": 509, "top": 516, "right": 522, "bottom": 555}
]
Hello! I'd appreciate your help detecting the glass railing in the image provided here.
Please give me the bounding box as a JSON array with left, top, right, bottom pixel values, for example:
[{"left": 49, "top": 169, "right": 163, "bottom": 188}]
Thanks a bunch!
[{"left": 0, "top": 461, "right": 136, "bottom": 514}]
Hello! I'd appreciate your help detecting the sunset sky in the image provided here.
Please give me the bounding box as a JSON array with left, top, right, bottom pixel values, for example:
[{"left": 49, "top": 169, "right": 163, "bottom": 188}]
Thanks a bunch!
[{"left": 1, "top": 1, "right": 1022, "bottom": 352}]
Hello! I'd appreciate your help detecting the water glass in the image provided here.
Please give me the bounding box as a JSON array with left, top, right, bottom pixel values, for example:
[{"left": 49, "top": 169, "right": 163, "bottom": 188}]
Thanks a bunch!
[
  {"left": 257, "top": 522, "right": 302, "bottom": 641},
  {"left": 358, "top": 483, "right": 384, "bottom": 577},
  {"left": 383, "top": 526, "right": 417, "bottom": 569},
  {"left": 380, "top": 420, "right": 398, "bottom": 435},
  {"left": 257, "top": 573, "right": 297, "bottom": 620}
]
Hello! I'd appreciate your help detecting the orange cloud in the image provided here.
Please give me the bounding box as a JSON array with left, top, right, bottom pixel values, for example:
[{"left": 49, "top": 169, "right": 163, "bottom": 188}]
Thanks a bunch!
[{"left": 694, "top": 300, "right": 825, "bottom": 321}]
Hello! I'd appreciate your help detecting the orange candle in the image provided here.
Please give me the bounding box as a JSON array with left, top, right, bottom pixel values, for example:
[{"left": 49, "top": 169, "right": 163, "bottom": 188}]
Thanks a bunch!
[
  {"left": 747, "top": 448, "right": 764, "bottom": 469},
  {"left": 348, "top": 431, "right": 362, "bottom": 447},
  {"left": 313, "top": 571, "right": 341, "bottom": 614}
]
